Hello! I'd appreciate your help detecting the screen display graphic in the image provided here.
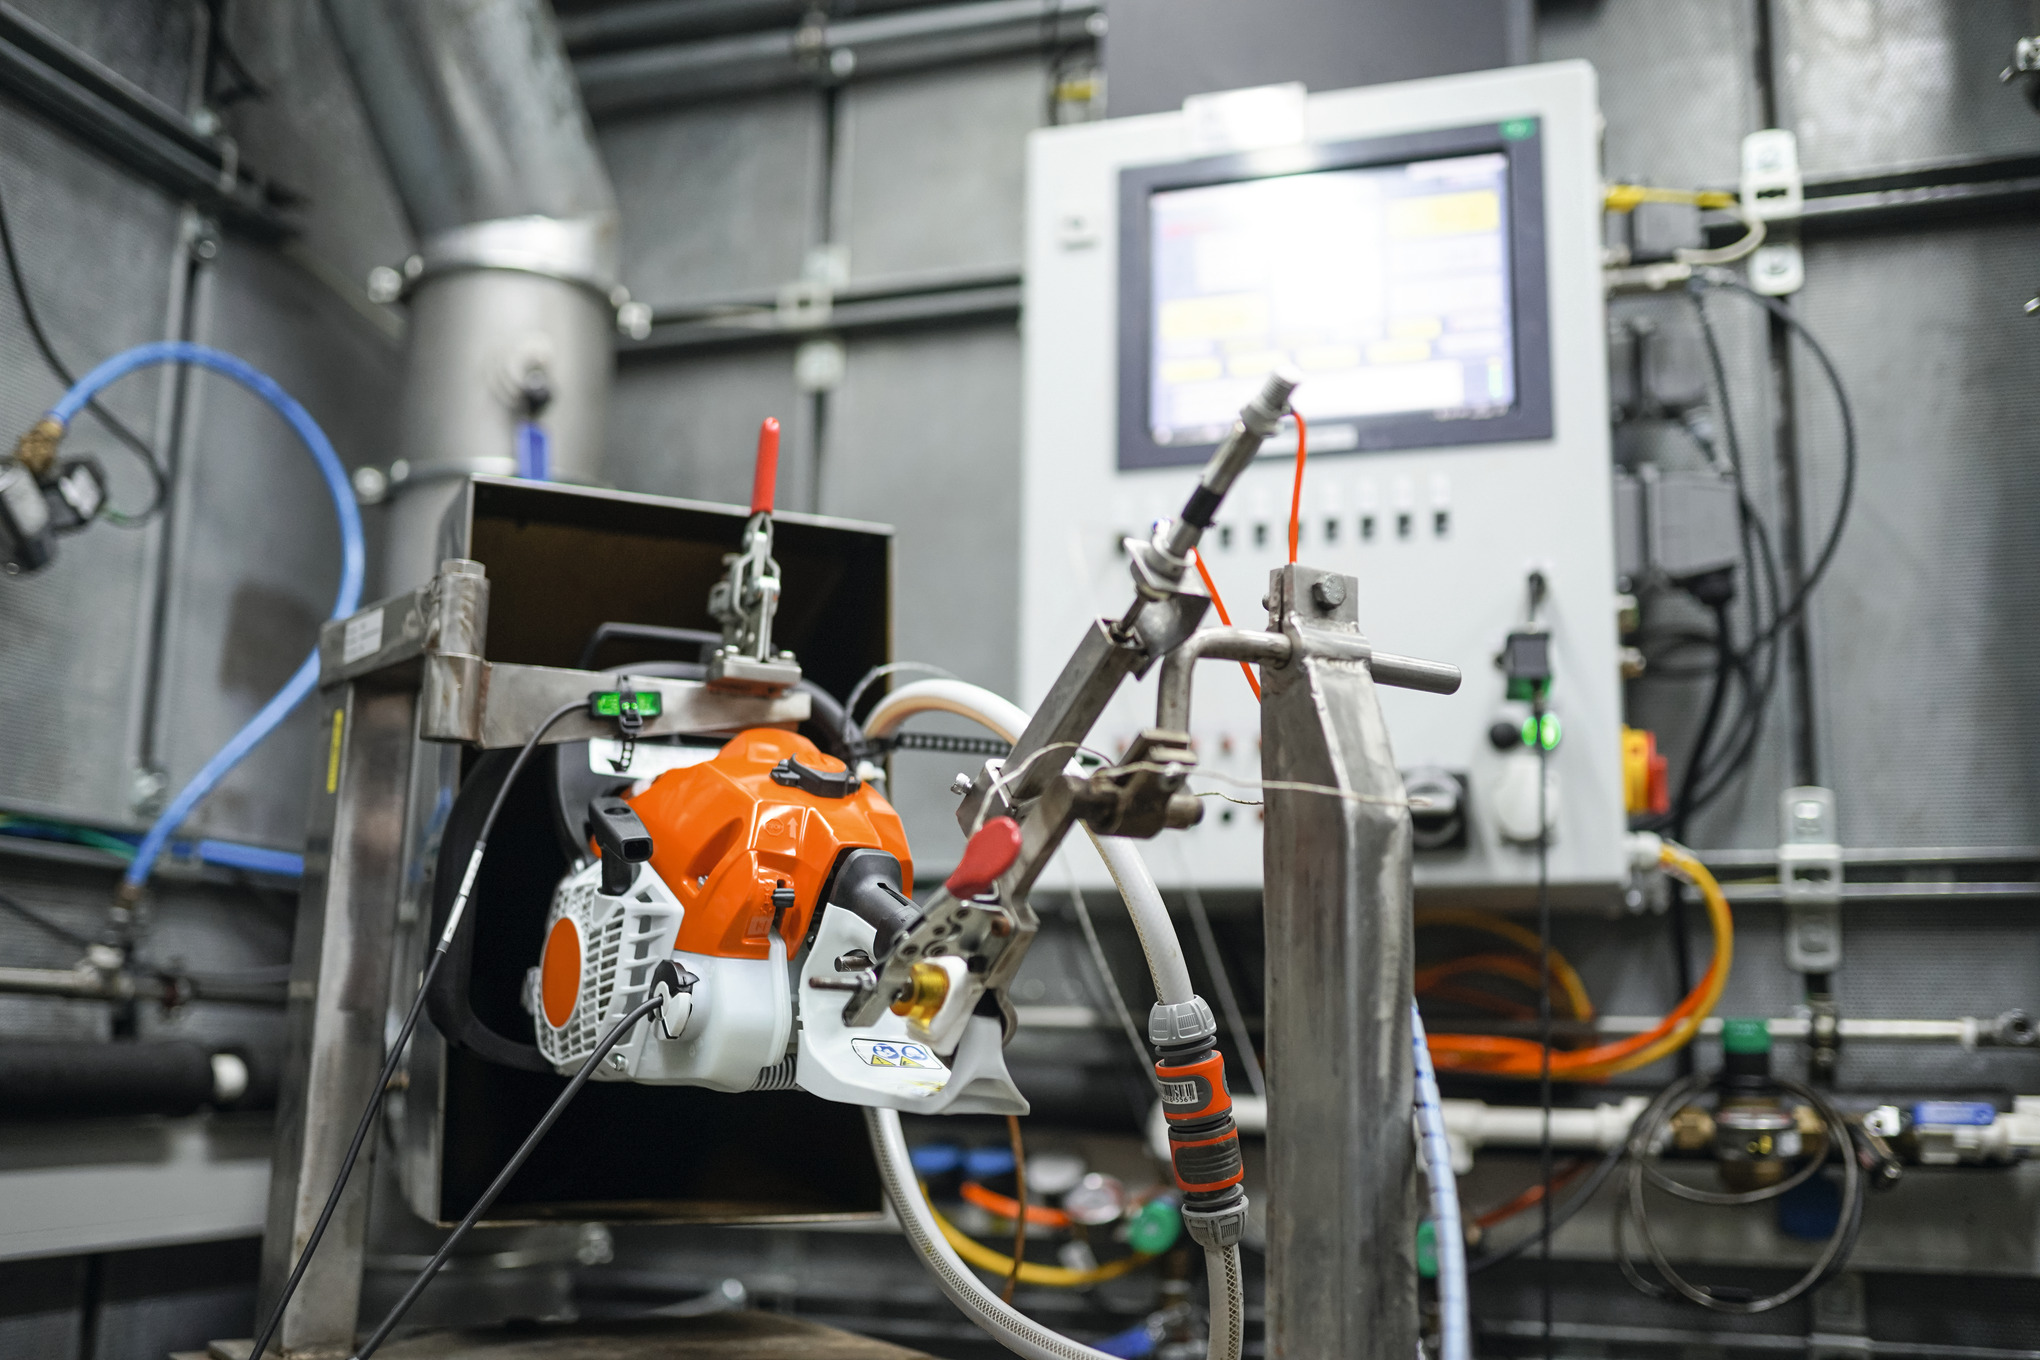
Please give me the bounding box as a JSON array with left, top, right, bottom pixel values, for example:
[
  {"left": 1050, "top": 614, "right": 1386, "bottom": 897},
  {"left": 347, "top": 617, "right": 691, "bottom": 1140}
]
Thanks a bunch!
[{"left": 1146, "top": 152, "right": 1516, "bottom": 448}]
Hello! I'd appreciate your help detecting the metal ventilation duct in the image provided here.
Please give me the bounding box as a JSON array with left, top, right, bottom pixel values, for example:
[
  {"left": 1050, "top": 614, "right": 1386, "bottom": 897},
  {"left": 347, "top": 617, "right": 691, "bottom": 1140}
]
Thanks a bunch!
[{"left": 321, "top": 0, "right": 622, "bottom": 589}]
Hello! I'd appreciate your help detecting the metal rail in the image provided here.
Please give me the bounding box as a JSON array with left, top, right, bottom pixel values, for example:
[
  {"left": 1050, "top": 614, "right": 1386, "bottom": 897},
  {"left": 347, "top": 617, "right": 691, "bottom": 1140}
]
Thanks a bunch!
[
  {"left": 573, "top": 0, "right": 1099, "bottom": 114},
  {"left": 0, "top": 3, "right": 290, "bottom": 236}
]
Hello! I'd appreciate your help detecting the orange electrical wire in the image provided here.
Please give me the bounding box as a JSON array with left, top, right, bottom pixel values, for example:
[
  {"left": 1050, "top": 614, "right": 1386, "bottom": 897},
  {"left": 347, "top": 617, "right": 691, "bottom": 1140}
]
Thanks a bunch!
[
  {"left": 960, "top": 1179, "right": 1072, "bottom": 1229},
  {"left": 1415, "top": 909, "right": 1595, "bottom": 1021},
  {"left": 1191, "top": 547, "right": 1260, "bottom": 701},
  {"left": 1424, "top": 842, "right": 1732, "bottom": 1081},
  {"left": 1415, "top": 952, "right": 1593, "bottom": 1021},
  {"left": 1474, "top": 1159, "right": 1590, "bottom": 1231},
  {"left": 1286, "top": 410, "right": 1308, "bottom": 563}
]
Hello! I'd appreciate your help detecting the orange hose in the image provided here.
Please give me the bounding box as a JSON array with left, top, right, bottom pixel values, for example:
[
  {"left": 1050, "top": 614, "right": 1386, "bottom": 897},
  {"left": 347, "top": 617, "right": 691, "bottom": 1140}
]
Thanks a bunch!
[
  {"left": 1191, "top": 547, "right": 1260, "bottom": 702},
  {"left": 1286, "top": 411, "right": 1308, "bottom": 564},
  {"left": 1425, "top": 842, "right": 1732, "bottom": 1081}
]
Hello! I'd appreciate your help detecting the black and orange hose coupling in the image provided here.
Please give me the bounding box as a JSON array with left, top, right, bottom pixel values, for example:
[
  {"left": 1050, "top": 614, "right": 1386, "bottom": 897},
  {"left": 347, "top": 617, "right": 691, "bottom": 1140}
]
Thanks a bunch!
[{"left": 1151, "top": 996, "right": 1248, "bottom": 1249}]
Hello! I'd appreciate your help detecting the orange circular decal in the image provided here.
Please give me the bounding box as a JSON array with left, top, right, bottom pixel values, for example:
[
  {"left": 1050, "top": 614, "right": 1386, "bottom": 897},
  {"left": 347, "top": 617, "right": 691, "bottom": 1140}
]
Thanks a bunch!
[{"left": 541, "top": 917, "right": 581, "bottom": 1029}]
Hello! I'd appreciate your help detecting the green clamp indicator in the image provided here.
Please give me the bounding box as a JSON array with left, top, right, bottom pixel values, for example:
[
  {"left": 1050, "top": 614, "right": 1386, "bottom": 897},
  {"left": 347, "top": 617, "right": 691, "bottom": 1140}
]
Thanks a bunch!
[
  {"left": 589, "top": 690, "right": 662, "bottom": 720},
  {"left": 1126, "top": 1198, "right": 1182, "bottom": 1255},
  {"left": 1721, "top": 1017, "right": 1771, "bottom": 1054}
]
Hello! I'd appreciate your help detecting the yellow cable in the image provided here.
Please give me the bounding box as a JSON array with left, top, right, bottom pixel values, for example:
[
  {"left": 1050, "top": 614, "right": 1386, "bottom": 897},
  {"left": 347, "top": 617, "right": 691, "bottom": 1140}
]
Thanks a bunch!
[
  {"left": 1578, "top": 841, "right": 1733, "bottom": 1077},
  {"left": 1414, "top": 908, "right": 1595, "bottom": 1021},
  {"left": 926, "top": 1193, "right": 1157, "bottom": 1287},
  {"left": 1605, "top": 183, "right": 1739, "bottom": 212}
]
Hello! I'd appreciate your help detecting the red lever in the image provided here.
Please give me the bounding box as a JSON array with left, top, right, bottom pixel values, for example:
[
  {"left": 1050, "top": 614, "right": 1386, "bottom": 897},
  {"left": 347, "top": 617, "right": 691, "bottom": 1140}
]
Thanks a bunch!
[
  {"left": 750, "top": 417, "right": 780, "bottom": 515},
  {"left": 946, "top": 817, "right": 1022, "bottom": 899}
]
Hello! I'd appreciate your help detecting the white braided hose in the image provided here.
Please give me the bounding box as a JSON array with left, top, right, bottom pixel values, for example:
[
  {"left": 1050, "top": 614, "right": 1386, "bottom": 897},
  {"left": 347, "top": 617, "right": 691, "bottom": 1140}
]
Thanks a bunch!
[
  {"left": 868, "top": 1105, "right": 1241, "bottom": 1360},
  {"left": 860, "top": 679, "right": 1241, "bottom": 1360},
  {"left": 861, "top": 680, "right": 1195, "bottom": 1004}
]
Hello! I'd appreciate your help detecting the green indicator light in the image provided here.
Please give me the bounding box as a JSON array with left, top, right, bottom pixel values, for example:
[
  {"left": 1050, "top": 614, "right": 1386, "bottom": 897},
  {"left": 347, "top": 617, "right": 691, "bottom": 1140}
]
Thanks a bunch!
[
  {"left": 1539, "top": 713, "right": 1562, "bottom": 751},
  {"left": 1499, "top": 117, "right": 1536, "bottom": 141},
  {"left": 589, "top": 691, "right": 662, "bottom": 718},
  {"left": 1520, "top": 716, "right": 1538, "bottom": 748}
]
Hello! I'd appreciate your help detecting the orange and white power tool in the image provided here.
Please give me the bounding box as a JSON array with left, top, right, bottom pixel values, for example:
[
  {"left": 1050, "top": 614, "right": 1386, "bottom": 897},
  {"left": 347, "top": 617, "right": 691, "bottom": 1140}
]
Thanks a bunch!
[{"left": 527, "top": 419, "right": 1026, "bottom": 1115}]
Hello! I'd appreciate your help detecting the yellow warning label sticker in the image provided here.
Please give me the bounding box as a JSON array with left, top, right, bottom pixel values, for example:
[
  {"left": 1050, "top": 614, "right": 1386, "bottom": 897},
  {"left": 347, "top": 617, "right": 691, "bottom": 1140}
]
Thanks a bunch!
[
  {"left": 325, "top": 709, "right": 345, "bottom": 794},
  {"left": 852, "top": 1038, "right": 942, "bottom": 1070}
]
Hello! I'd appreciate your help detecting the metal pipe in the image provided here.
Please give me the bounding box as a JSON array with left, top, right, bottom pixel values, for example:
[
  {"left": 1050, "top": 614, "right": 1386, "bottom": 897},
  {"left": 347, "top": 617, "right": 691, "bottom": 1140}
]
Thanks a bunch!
[
  {"left": 574, "top": 0, "right": 1101, "bottom": 116},
  {"left": 560, "top": 0, "right": 959, "bottom": 55},
  {"left": 1157, "top": 628, "right": 1290, "bottom": 730},
  {"left": 320, "top": 0, "right": 620, "bottom": 588},
  {"left": 0, "top": 963, "right": 284, "bottom": 1006}
]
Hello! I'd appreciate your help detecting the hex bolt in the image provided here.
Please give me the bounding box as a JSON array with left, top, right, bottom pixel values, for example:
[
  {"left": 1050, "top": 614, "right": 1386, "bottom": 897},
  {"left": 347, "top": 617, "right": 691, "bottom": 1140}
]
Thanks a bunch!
[{"left": 1311, "top": 576, "right": 1347, "bottom": 610}]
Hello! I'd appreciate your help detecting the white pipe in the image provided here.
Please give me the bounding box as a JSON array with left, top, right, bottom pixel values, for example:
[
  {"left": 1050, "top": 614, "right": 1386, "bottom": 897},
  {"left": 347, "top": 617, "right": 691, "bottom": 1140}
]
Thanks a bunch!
[
  {"left": 862, "top": 679, "right": 1195, "bottom": 1003},
  {"left": 1146, "top": 1093, "right": 1647, "bottom": 1172}
]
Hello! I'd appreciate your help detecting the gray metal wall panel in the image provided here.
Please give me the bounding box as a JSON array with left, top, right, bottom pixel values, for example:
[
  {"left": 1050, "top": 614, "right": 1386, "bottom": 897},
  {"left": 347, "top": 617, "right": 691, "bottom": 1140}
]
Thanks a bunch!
[
  {"left": 1778, "top": 0, "right": 2040, "bottom": 176},
  {"left": 1537, "top": 0, "right": 1761, "bottom": 188},
  {"left": 599, "top": 94, "right": 824, "bottom": 305},
  {"left": 835, "top": 58, "right": 1043, "bottom": 280},
  {"left": 1102, "top": 0, "right": 1516, "bottom": 119},
  {"left": 0, "top": 107, "right": 179, "bottom": 825},
  {"left": 821, "top": 325, "right": 1020, "bottom": 870},
  {"left": 11, "top": 0, "right": 196, "bottom": 107},
  {"left": 1789, "top": 222, "right": 2040, "bottom": 846},
  {"left": 608, "top": 349, "right": 812, "bottom": 506},
  {"left": 151, "top": 243, "right": 399, "bottom": 849},
  {"left": 219, "top": 0, "right": 417, "bottom": 298}
]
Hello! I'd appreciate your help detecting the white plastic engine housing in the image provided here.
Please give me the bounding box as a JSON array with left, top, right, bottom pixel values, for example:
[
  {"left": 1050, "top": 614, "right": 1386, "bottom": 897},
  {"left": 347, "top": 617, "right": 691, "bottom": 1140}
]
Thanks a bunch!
[{"left": 532, "top": 860, "right": 791, "bottom": 1093}]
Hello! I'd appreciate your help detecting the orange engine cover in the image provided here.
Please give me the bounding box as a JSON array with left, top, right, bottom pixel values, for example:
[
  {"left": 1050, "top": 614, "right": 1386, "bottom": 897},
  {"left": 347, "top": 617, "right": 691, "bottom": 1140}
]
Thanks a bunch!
[{"left": 623, "top": 727, "right": 913, "bottom": 960}]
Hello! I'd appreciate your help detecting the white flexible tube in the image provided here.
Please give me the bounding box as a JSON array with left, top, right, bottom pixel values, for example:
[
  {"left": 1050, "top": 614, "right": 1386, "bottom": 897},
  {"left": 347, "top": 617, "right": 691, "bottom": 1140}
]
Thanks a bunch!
[
  {"left": 1410, "top": 1002, "right": 1470, "bottom": 1360},
  {"left": 868, "top": 1105, "right": 1241, "bottom": 1360},
  {"left": 861, "top": 679, "right": 1237, "bottom": 1359},
  {"left": 862, "top": 680, "right": 1195, "bottom": 1004},
  {"left": 867, "top": 1105, "right": 1118, "bottom": 1360}
]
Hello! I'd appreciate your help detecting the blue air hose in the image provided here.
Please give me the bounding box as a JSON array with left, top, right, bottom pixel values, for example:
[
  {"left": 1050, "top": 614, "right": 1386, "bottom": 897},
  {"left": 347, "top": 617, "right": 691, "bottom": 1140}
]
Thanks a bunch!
[
  {"left": 48, "top": 343, "right": 365, "bottom": 891},
  {"left": 1412, "top": 1000, "right": 1470, "bottom": 1360}
]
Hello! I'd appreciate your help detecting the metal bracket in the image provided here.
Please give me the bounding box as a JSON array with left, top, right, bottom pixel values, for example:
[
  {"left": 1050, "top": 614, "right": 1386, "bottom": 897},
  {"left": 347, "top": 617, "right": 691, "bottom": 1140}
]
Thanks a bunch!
[
  {"left": 1780, "top": 785, "right": 1843, "bottom": 973},
  {"left": 318, "top": 559, "right": 809, "bottom": 746}
]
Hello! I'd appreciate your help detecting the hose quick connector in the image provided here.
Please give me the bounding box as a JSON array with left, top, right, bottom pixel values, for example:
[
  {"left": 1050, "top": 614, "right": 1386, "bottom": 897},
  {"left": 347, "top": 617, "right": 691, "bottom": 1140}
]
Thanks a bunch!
[
  {"left": 1157, "top": 1044, "right": 1244, "bottom": 1241},
  {"left": 1149, "top": 996, "right": 1217, "bottom": 1052},
  {"left": 13, "top": 417, "right": 64, "bottom": 481}
]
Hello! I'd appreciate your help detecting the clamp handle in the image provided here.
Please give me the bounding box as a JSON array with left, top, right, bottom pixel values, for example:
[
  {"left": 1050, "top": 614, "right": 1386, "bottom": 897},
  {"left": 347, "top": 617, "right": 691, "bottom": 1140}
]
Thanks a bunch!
[
  {"left": 750, "top": 417, "right": 780, "bottom": 515},
  {"left": 946, "top": 816, "right": 1022, "bottom": 899}
]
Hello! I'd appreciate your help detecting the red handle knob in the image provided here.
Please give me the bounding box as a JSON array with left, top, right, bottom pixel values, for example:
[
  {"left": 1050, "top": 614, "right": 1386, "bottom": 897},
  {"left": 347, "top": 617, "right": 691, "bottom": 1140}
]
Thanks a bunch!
[
  {"left": 946, "top": 817, "right": 1022, "bottom": 899},
  {"left": 750, "top": 417, "right": 780, "bottom": 515}
]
